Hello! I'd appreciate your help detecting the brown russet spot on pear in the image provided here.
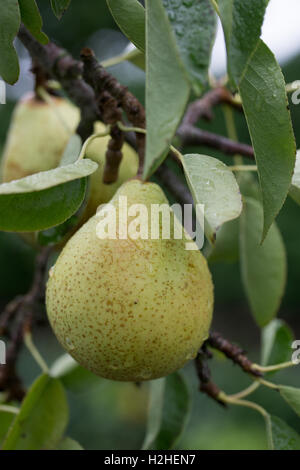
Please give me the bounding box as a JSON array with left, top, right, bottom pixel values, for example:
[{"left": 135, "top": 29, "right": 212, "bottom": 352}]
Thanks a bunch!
[{"left": 46, "top": 179, "right": 214, "bottom": 381}]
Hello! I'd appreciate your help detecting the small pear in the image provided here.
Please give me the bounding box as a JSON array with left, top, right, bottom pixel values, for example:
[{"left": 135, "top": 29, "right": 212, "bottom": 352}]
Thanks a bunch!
[
  {"left": 83, "top": 122, "right": 139, "bottom": 220},
  {"left": 46, "top": 179, "right": 214, "bottom": 381},
  {"left": 1, "top": 92, "right": 80, "bottom": 182}
]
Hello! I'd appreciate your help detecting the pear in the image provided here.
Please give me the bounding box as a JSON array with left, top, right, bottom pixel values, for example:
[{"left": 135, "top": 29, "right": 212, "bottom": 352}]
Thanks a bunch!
[
  {"left": 1, "top": 92, "right": 80, "bottom": 182},
  {"left": 83, "top": 122, "right": 139, "bottom": 221},
  {"left": 46, "top": 179, "right": 214, "bottom": 381}
]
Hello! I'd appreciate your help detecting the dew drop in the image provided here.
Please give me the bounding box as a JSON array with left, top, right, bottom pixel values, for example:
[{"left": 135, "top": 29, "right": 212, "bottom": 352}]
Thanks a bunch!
[
  {"left": 175, "top": 25, "right": 184, "bottom": 37},
  {"left": 140, "top": 369, "right": 152, "bottom": 380},
  {"left": 147, "top": 263, "right": 156, "bottom": 277},
  {"left": 204, "top": 179, "right": 215, "bottom": 191},
  {"left": 185, "top": 349, "right": 197, "bottom": 361},
  {"left": 65, "top": 337, "right": 75, "bottom": 351}
]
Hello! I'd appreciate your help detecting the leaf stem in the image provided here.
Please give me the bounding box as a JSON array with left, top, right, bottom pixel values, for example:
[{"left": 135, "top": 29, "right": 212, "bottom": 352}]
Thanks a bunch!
[
  {"left": 219, "top": 391, "right": 273, "bottom": 449},
  {"left": 36, "top": 87, "right": 73, "bottom": 135},
  {"left": 170, "top": 145, "right": 184, "bottom": 164},
  {"left": 117, "top": 121, "right": 146, "bottom": 135},
  {"left": 101, "top": 49, "right": 142, "bottom": 69},
  {"left": 229, "top": 381, "right": 260, "bottom": 400},
  {"left": 223, "top": 104, "right": 243, "bottom": 165},
  {"left": 252, "top": 361, "right": 297, "bottom": 373},
  {"left": 257, "top": 378, "right": 279, "bottom": 390},
  {"left": 229, "top": 165, "right": 257, "bottom": 172},
  {"left": 24, "top": 332, "right": 49, "bottom": 374},
  {"left": 116, "top": 122, "right": 186, "bottom": 165}
]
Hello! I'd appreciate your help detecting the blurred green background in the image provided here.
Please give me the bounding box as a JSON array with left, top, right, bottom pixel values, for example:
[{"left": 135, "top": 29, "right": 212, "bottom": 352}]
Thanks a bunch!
[{"left": 0, "top": 0, "right": 299, "bottom": 450}]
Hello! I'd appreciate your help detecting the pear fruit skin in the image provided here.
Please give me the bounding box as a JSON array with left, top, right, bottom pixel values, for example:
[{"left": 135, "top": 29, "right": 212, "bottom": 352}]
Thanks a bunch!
[
  {"left": 83, "top": 122, "right": 139, "bottom": 220},
  {"left": 1, "top": 93, "right": 80, "bottom": 183},
  {"left": 46, "top": 179, "right": 214, "bottom": 381}
]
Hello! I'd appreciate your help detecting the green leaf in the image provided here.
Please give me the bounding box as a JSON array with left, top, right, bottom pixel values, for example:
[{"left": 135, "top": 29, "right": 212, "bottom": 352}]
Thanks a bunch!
[
  {"left": 57, "top": 437, "right": 83, "bottom": 450},
  {"left": 0, "top": 159, "right": 97, "bottom": 194},
  {"left": 218, "top": 0, "right": 269, "bottom": 86},
  {"left": 0, "top": 411, "right": 15, "bottom": 446},
  {"left": 18, "top": 0, "right": 48, "bottom": 45},
  {"left": 37, "top": 215, "right": 79, "bottom": 246},
  {"left": 0, "top": 160, "right": 97, "bottom": 232},
  {"left": 279, "top": 386, "right": 300, "bottom": 418},
  {"left": 50, "top": 0, "right": 71, "bottom": 19},
  {"left": 239, "top": 40, "right": 296, "bottom": 240},
  {"left": 240, "top": 198, "right": 286, "bottom": 327},
  {"left": 142, "top": 372, "right": 190, "bottom": 450},
  {"left": 59, "top": 134, "right": 82, "bottom": 166},
  {"left": 0, "top": 0, "right": 20, "bottom": 84},
  {"left": 2, "top": 374, "right": 68, "bottom": 450},
  {"left": 289, "top": 150, "right": 300, "bottom": 206},
  {"left": 182, "top": 154, "right": 242, "bottom": 244},
  {"left": 51, "top": 354, "right": 100, "bottom": 392},
  {"left": 0, "top": 179, "right": 86, "bottom": 232},
  {"left": 261, "top": 319, "right": 294, "bottom": 369},
  {"left": 106, "top": 0, "right": 145, "bottom": 52},
  {"left": 143, "top": 0, "right": 191, "bottom": 179},
  {"left": 162, "top": 0, "right": 216, "bottom": 95},
  {"left": 208, "top": 219, "right": 239, "bottom": 264},
  {"left": 268, "top": 416, "right": 300, "bottom": 450}
]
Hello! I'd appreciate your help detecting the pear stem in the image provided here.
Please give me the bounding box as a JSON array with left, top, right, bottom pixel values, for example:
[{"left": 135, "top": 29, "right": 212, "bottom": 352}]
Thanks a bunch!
[
  {"left": 36, "top": 87, "right": 74, "bottom": 135},
  {"left": 77, "top": 128, "right": 111, "bottom": 161},
  {"left": 24, "top": 332, "right": 49, "bottom": 375}
]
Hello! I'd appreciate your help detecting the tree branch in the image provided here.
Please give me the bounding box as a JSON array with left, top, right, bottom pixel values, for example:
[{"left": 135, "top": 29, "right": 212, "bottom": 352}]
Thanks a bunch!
[
  {"left": 177, "top": 125, "right": 254, "bottom": 159},
  {"left": 18, "top": 25, "right": 99, "bottom": 141},
  {"left": 194, "top": 345, "right": 226, "bottom": 407},
  {"left": 80, "top": 48, "right": 146, "bottom": 176},
  {"left": 182, "top": 86, "right": 242, "bottom": 127},
  {"left": 207, "top": 332, "right": 263, "bottom": 378},
  {"left": 0, "top": 247, "right": 51, "bottom": 401}
]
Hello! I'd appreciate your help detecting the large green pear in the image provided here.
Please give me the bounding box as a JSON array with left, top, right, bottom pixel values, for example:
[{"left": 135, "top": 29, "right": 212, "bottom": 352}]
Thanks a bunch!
[
  {"left": 46, "top": 179, "right": 214, "bottom": 381},
  {"left": 83, "top": 122, "right": 139, "bottom": 220},
  {"left": 1, "top": 92, "right": 80, "bottom": 182}
]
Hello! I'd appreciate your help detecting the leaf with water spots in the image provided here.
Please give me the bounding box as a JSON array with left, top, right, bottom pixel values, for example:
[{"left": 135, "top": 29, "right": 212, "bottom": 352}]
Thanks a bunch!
[
  {"left": 182, "top": 154, "right": 242, "bottom": 244},
  {"left": 143, "top": 0, "right": 191, "bottom": 178},
  {"left": 279, "top": 386, "right": 300, "bottom": 419},
  {"left": 217, "top": 0, "right": 269, "bottom": 86},
  {"left": 239, "top": 40, "right": 296, "bottom": 240},
  {"left": 162, "top": 0, "right": 216, "bottom": 95},
  {"left": 267, "top": 416, "right": 300, "bottom": 450}
]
